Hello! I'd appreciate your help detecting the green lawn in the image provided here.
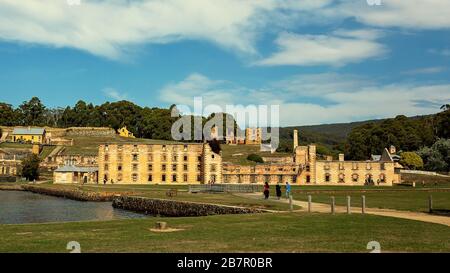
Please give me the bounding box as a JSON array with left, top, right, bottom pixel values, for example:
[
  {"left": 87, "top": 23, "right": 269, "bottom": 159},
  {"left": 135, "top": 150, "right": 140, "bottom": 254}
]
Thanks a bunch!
[
  {"left": 39, "top": 145, "right": 56, "bottom": 159},
  {"left": 292, "top": 190, "right": 450, "bottom": 213},
  {"left": 26, "top": 184, "right": 298, "bottom": 211},
  {"left": 1, "top": 212, "right": 449, "bottom": 253},
  {"left": 0, "top": 142, "right": 32, "bottom": 149}
]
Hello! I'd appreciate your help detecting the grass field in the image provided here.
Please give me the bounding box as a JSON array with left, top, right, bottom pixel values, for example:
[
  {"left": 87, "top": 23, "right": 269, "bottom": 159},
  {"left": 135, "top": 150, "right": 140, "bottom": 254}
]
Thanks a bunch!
[
  {"left": 26, "top": 184, "right": 298, "bottom": 211},
  {"left": 1, "top": 212, "right": 449, "bottom": 253},
  {"left": 292, "top": 190, "right": 450, "bottom": 213},
  {"left": 0, "top": 142, "right": 32, "bottom": 149}
]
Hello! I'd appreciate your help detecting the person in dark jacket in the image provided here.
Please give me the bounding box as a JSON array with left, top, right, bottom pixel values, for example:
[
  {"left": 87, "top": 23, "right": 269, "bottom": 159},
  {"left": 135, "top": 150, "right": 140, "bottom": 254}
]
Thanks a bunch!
[
  {"left": 275, "top": 184, "right": 282, "bottom": 200},
  {"left": 263, "top": 182, "right": 270, "bottom": 199}
]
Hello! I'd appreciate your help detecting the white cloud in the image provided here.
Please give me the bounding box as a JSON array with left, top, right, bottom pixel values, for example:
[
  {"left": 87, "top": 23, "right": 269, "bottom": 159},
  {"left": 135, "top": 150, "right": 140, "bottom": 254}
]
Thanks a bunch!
[
  {"left": 0, "top": 0, "right": 449, "bottom": 62},
  {"left": 103, "top": 87, "right": 128, "bottom": 101},
  {"left": 256, "top": 30, "right": 387, "bottom": 66},
  {"left": 159, "top": 73, "right": 450, "bottom": 126},
  {"left": 0, "top": 0, "right": 329, "bottom": 60},
  {"left": 333, "top": 0, "right": 450, "bottom": 29}
]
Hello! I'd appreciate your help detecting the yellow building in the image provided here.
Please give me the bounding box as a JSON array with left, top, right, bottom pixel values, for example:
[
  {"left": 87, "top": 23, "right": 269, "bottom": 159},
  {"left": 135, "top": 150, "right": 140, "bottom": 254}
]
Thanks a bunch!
[
  {"left": 245, "top": 128, "right": 262, "bottom": 145},
  {"left": 98, "top": 142, "right": 222, "bottom": 184},
  {"left": 118, "top": 127, "right": 135, "bottom": 138},
  {"left": 11, "top": 127, "right": 46, "bottom": 144},
  {"left": 222, "top": 130, "right": 401, "bottom": 186}
]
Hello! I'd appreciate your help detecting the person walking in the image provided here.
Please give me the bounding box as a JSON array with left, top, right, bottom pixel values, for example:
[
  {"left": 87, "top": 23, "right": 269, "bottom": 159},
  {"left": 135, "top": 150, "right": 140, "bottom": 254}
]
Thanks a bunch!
[
  {"left": 263, "top": 182, "right": 270, "bottom": 200},
  {"left": 285, "top": 181, "right": 291, "bottom": 199},
  {"left": 275, "top": 183, "right": 282, "bottom": 200}
]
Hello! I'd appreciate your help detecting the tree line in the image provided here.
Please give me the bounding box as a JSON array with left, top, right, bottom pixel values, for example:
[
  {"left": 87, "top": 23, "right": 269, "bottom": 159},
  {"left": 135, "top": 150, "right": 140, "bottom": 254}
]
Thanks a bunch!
[
  {"left": 0, "top": 97, "right": 238, "bottom": 141},
  {"left": 345, "top": 105, "right": 450, "bottom": 172}
]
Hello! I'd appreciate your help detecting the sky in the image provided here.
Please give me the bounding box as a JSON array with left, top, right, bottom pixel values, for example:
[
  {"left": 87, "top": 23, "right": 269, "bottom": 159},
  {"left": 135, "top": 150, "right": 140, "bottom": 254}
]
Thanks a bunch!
[{"left": 0, "top": 0, "right": 449, "bottom": 126}]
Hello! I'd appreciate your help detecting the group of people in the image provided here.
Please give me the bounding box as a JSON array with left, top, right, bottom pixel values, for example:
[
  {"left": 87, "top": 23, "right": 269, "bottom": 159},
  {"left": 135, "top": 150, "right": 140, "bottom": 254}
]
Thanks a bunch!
[{"left": 263, "top": 181, "right": 291, "bottom": 200}]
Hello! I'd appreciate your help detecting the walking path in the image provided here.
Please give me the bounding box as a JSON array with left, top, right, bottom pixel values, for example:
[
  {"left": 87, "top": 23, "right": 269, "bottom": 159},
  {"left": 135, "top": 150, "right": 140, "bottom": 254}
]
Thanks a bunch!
[{"left": 235, "top": 193, "right": 450, "bottom": 227}]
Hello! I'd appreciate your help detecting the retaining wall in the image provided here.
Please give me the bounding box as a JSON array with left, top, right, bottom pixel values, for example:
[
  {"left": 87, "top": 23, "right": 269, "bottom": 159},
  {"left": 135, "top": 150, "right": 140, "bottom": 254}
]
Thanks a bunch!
[
  {"left": 112, "top": 196, "right": 266, "bottom": 217},
  {"left": 21, "top": 185, "right": 117, "bottom": 201}
]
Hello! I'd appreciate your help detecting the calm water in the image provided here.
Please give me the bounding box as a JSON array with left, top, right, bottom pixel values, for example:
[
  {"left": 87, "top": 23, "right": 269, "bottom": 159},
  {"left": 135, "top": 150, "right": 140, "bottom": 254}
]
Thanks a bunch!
[{"left": 0, "top": 191, "right": 148, "bottom": 224}]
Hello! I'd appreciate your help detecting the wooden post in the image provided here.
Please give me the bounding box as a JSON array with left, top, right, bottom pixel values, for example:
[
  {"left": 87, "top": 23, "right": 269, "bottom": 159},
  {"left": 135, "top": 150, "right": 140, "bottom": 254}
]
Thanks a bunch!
[
  {"left": 331, "top": 196, "right": 335, "bottom": 214},
  {"left": 347, "top": 196, "right": 351, "bottom": 214},
  {"left": 362, "top": 195, "right": 366, "bottom": 214},
  {"left": 308, "top": 195, "right": 312, "bottom": 213},
  {"left": 429, "top": 195, "right": 433, "bottom": 213},
  {"left": 289, "top": 194, "right": 293, "bottom": 212}
]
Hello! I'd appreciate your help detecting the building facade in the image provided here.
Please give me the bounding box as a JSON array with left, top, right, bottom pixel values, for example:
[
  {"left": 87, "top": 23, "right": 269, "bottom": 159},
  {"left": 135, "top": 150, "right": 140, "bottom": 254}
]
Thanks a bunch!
[
  {"left": 244, "top": 128, "right": 262, "bottom": 145},
  {"left": 118, "top": 127, "right": 135, "bottom": 138},
  {"left": 221, "top": 135, "right": 401, "bottom": 186},
  {"left": 11, "top": 127, "right": 46, "bottom": 144},
  {"left": 97, "top": 143, "right": 222, "bottom": 184},
  {"left": 54, "top": 165, "right": 98, "bottom": 184}
]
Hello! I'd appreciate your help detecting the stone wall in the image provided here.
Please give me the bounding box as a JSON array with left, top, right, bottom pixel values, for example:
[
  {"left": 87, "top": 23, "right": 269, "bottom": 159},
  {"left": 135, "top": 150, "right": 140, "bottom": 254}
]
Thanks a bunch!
[
  {"left": 112, "top": 196, "right": 266, "bottom": 217},
  {"left": 65, "top": 127, "right": 116, "bottom": 137},
  {"left": 22, "top": 185, "right": 117, "bottom": 201}
]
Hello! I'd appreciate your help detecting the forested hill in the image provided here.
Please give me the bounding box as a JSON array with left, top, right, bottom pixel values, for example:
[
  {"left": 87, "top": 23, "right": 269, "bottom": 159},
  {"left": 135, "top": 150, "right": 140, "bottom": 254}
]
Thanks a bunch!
[{"left": 282, "top": 115, "right": 434, "bottom": 141}]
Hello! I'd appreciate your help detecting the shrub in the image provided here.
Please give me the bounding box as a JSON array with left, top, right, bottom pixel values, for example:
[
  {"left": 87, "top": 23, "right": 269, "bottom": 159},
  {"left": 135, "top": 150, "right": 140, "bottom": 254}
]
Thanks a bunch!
[
  {"left": 247, "top": 154, "right": 264, "bottom": 163},
  {"left": 21, "top": 154, "right": 41, "bottom": 181},
  {"left": 399, "top": 152, "right": 424, "bottom": 170}
]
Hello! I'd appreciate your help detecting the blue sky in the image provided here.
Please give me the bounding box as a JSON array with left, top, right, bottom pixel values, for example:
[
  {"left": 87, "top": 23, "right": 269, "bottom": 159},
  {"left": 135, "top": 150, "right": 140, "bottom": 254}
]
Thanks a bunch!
[{"left": 0, "top": 0, "right": 449, "bottom": 126}]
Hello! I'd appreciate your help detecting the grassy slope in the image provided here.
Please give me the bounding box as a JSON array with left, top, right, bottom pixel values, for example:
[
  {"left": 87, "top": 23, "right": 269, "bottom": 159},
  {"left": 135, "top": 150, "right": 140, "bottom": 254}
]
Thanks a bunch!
[
  {"left": 62, "top": 136, "right": 179, "bottom": 156},
  {"left": 1, "top": 212, "right": 449, "bottom": 253},
  {"left": 221, "top": 144, "right": 292, "bottom": 165}
]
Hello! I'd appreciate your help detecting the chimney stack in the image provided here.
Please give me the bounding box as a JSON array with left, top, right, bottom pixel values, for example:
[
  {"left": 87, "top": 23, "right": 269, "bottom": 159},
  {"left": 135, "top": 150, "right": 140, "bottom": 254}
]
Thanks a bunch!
[
  {"left": 339, "top": 154, "right": 345, "bottom": 162},
  {"left": 293, "top": 130, "right": 299, "bottom": 151},
  {"left": 389, "top": 145, "right": 396, "bottom": 154}
]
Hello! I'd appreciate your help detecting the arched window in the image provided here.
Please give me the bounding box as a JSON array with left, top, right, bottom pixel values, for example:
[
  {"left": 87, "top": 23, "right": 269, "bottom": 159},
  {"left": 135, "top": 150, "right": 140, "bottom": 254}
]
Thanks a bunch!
[
  {"left": 338, "top": 173, "right": 345, "bottom": 183},
  {"left": 352, "top": 174, "right": 359, "bottom": 183},
  {"left": 379, "top": 174, "right": 386, "bottom": 183},
  {"left": 325, "top": 173, "right": 331, "bottom": 182}
]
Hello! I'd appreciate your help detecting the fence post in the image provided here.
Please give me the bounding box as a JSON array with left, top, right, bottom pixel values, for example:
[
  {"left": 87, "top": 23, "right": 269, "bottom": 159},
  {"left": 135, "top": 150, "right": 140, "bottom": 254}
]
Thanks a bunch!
[
  {"left": 362, "top": 195, "right": 366, "bottom": 214},
  {"left": 289, "top": 194, "right": 293, "bottom": 211},
  {"left": 429, "top": 195, "right": 433, "bottom": 213},
  {"left": 308, "top": 195, "right": 312, "bottom": 213},
  {"left": 347, "top": 196, "right": 351, "bottom": 214},
  {"left": 331, "top": 196, "right": 335, "bottom": 214}
]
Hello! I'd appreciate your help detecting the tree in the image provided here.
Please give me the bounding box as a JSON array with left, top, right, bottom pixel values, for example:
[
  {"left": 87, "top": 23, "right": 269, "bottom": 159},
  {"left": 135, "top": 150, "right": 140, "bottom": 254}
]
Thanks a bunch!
[
  {"left": 345, "top": 115, "right": 436, "bottom": 160},
  {"left": 399, "top": 152, "right": 424, "bottom": 170},
  {"left": 0, "top": 103, "right": 20, "bottom": 126},
  {"left": 21, "top": 154, "right": 42, "bottom": 181},
  {"left": 418, "top": 139, "right": 450, "bottom": 172},
  {"left": 247, "top": 154, "right": 264, "bottom": 163},
  {"left": 435, "top": 107, "right": 450, "bottom": 139},
  {"left": 19, "top": 97, "right": 46, "bottom": 126}
]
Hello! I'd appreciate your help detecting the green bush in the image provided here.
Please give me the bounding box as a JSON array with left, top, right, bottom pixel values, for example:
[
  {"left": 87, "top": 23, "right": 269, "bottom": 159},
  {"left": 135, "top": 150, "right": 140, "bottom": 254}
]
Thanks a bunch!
[
  {"left": 400, "top": 152, "right": 424, "bottom": 170},
  {"left": 247, "top": 154, "right": 264, "bottom": 163},
  {"left": 21, "top": 154, "right": 42, "bottom": 181}
]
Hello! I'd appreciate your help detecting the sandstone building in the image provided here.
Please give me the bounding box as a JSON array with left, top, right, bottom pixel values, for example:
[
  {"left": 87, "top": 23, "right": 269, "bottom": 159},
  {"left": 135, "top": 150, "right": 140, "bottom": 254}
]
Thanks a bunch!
[
  {"left": 53, "top": 165, "right": 98, "bottom": 184},
  {"left": 98, "top": 142, "right": 222, "bottom": 184},
  {"left": 222, "top": 130, "right": 401, "bottom": 186}
]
